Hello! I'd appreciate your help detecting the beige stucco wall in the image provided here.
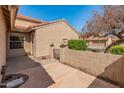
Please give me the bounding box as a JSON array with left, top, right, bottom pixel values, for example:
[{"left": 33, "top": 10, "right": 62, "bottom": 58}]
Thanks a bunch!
[
  {"left": 34, "top": 20, "right": 79, "bottom": 57},
  {"left": 60, "top": 48, "right": 124, "bottom": 85},
  {"left": 7, "top": 32, "right": 31, "bottom": 58},
  {"left": 0, "top": 7, "right": 7, "bottom": 81},
  {"left": 24, "top": 33, "right": 31, "bottom": 53},
  {"left": 15, "top": 19, "right": 39, "bottom": 27}
]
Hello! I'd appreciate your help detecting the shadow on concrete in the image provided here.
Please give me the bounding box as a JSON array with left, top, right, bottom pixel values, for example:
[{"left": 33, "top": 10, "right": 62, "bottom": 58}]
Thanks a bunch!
[
  {"left": 88, "top": 56, "right": 124, "bottom": 88},
  {"left": 6, "top": 55, "right": 55, "bottom": 88}
]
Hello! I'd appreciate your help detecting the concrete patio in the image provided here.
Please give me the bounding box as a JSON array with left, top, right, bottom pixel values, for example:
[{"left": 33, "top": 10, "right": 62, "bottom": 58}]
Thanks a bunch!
[{"left": 6, "top": 56, "right": 118, "bottom": 88}]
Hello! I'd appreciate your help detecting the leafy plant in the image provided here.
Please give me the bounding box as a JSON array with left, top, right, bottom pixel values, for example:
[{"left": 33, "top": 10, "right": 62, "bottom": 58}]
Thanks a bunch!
[
  {"left": 110, "top": 45, "right": 124, "bottom": 55},
  {"left": 67, "top": 39, "right": 87, "bottom": 50}
]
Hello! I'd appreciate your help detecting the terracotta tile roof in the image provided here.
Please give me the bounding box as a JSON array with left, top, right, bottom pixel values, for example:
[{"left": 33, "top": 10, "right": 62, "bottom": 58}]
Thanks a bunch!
[
  {"left": 16, "top": 14, "right": 45, "bottom": 23},
  {"left": 14, "top": 22, "right": 50, "bottom": 32},
  {"left": 14, "top": 17, "right": 79, "bottom": 35},
  {"left": 85, "top": 37, "right": 108, "bottom": 41},
  {"left": 14, "top": 14, "right": 49, "bottom": 31},
  {"left": 28, "top": 19, "right": 66, "bottom": 29},
  {"left": 28, "top": 22, "right": 50, "bottom": 29}
]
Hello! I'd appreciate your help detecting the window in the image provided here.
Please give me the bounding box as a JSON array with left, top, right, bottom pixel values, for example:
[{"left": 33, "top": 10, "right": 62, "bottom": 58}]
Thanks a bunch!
[{"left": 10, "top": 35, "right": 24, "bottom": 49}]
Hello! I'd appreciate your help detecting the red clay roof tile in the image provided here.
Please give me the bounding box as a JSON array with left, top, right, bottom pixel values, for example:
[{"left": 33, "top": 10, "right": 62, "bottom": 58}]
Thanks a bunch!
[{"left": 17, "top": 14, "right": 45, "bottom": 23}]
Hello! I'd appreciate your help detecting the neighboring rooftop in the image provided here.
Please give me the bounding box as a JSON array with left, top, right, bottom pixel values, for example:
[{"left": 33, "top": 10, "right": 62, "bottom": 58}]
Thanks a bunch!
[
  {"left": 80, "top": 31, "right": 119, "bottom": 41},
  {"left": 84, "top": 36, "right": 118, "bottom": 41}
]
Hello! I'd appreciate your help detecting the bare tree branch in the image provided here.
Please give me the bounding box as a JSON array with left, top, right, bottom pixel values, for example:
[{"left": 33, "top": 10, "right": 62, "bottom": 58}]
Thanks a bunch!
[{"left": 81, "top": 5, "right": 124, "bottom": 39}]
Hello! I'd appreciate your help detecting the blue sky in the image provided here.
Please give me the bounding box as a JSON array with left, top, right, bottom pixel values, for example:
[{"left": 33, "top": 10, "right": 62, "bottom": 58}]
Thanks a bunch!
[{"left": 18, "top": 5, "right": 103, "bottom": 32}]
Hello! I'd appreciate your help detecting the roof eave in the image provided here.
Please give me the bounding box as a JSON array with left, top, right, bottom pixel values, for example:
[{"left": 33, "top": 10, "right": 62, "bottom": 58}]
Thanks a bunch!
[
  {"left": 9, "top": 5, "right": 19, "bottom": 30},
  {"left": 16, "top": 14, "right": 44, "bottom": 23}
]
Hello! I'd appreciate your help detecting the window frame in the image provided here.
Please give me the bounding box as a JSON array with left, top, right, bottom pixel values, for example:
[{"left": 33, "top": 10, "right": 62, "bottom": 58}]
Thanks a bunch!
[{"left": 9, "top": 35, "right": 24, "bottom": 49}]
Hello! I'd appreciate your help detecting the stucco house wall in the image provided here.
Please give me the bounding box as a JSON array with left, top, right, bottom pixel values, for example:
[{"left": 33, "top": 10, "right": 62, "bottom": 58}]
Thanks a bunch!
[
  {"left": 0, "top": 7, "right": 7, "bottom": 81},
  {"left": 34, "top": 20, "right": 79, "bottom": 57},
  {"left": 24, "top": 32, "right": 32, "bottom": 53}
]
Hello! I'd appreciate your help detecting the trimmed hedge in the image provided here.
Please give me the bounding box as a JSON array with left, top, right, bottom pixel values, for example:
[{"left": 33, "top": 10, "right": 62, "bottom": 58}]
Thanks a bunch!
[
  {"left": 110, "top": 45, "right": 124, "bottom": 55},
  {"left": 67, "top": 39, "right": 87, "bottom": 50}
]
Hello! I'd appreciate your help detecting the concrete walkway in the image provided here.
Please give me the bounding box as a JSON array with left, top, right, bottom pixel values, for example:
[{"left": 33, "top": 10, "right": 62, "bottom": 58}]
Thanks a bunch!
[
  {"left": 41, "top": 62, "right": 117, "bottom": 88},
  {"left": 6, "top": 56, "right": 118, "bottom": 88}
]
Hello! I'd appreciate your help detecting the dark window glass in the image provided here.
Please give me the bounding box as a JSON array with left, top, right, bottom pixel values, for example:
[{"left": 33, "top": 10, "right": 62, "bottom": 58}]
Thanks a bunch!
[{"left": 10, "top": 35, "right": 24, "bottom": 49}]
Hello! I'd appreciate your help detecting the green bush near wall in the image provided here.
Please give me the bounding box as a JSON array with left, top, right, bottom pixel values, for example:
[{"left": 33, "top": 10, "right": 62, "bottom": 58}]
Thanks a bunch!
[
  {"left": 67, "top": 39, "right": 87, "bottom": 50},
  {"left": 110, "top": 45, "right": 124, "bottom": 55}
]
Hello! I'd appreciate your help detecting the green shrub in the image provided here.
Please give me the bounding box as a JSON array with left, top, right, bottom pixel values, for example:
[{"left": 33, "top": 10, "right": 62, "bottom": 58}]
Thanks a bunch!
[
  {"left": 110, "top": 45, "right": 124, "bottom": 55},
  {"left": 67, "top": 39, "right": 87, "bottom": 50}
]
